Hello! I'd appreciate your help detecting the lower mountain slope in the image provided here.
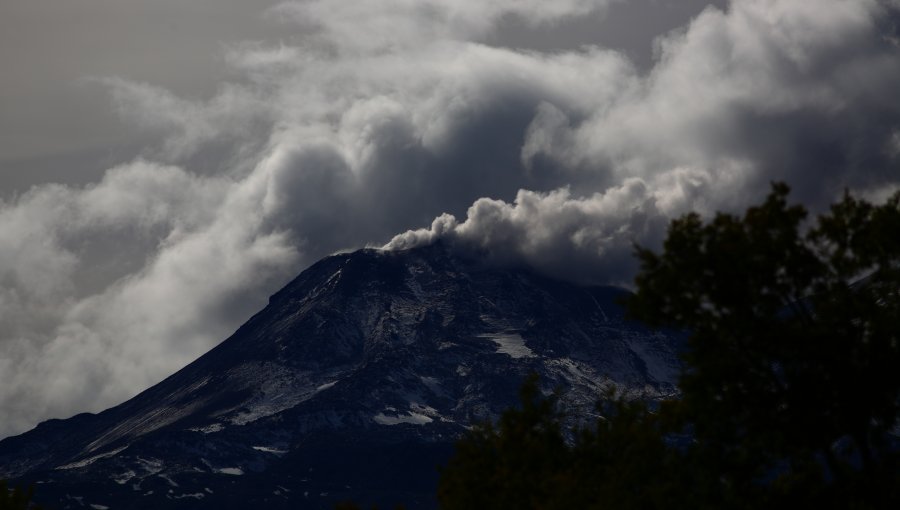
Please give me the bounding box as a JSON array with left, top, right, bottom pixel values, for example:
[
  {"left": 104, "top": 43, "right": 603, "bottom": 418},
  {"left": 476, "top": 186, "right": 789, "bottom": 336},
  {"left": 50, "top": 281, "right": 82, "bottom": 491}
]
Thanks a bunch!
[{"left": 0, "top": 243, "right": 681, "bottom": 509}]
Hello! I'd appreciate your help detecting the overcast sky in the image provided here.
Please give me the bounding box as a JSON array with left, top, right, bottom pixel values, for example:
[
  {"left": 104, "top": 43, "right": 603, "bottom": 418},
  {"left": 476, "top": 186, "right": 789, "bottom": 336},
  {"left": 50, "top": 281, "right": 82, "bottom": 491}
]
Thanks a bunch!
[{"left": 1, "top": 0, "right": 898, "bottom": 438}]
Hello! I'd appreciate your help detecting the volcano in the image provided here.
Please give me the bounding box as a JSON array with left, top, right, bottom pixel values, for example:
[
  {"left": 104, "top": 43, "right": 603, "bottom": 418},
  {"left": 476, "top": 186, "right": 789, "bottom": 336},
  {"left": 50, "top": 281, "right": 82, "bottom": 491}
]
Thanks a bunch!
[{"left": 0, "top": 243, "right": 681, "bottom": 509}]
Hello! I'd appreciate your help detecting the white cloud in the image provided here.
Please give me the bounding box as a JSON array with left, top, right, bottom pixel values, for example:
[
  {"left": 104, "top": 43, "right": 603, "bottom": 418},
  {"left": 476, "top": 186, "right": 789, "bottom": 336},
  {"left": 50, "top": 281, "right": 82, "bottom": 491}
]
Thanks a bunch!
[
  {"left": 2, "top": 0, "right": 900, "bottom": 438},
  {"left": 385, "top": 181, "right": 666, "bottom": 285},
  {"left": 525, "top": 0, "right": 898, "bottom": 182},
  {"left": 390, "top": 0, "right": 900, "bottom": 284},
  {"left": 0, "top": 161, "right": 300, "bottom": 436}
]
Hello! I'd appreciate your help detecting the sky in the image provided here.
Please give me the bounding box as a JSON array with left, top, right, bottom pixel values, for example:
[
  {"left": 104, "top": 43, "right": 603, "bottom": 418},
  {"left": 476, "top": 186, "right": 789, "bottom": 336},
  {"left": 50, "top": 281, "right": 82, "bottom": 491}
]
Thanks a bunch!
[{"left": 0, "top": 0, "right": 898, "bottom": 439}]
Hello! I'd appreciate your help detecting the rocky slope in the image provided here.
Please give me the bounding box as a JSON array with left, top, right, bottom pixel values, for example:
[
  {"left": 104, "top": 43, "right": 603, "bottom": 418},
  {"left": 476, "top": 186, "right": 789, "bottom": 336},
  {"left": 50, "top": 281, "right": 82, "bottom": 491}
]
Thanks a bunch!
[{"left": 0, "top": 243, "right": 681, "bottom": 509}]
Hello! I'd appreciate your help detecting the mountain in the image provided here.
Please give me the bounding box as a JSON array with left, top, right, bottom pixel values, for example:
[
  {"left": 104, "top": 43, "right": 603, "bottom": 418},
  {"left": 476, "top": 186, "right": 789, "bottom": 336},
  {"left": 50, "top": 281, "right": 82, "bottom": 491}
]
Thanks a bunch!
[{"left": 0, "top": 243, "right": 682, "bottom": 509}]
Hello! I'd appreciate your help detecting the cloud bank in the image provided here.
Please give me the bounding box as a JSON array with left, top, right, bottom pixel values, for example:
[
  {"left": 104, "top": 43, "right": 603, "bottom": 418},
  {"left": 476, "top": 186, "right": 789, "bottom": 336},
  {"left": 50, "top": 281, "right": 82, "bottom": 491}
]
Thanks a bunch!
[{"left": 1, "top": 0, "right": 899, "bottom": 437}]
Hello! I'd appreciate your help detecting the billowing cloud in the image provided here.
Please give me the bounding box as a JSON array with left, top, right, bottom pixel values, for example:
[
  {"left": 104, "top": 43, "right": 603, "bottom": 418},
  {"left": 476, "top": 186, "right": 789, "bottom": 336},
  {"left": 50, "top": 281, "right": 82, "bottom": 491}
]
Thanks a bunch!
[
  {"left": 393, "top": 0, "right": 900, "bottom": 280},
  {"left": 521, "top": 0, "right": 900, "bottom": 200},
  {"left": 0, "top": 161, "right": 298, "bottom": 435},
  {"left": 384, "top": 181, "right": 668, "bottom": 286},
  {"left": 1, "top": 0, "right": 899, "bottom": 438}
]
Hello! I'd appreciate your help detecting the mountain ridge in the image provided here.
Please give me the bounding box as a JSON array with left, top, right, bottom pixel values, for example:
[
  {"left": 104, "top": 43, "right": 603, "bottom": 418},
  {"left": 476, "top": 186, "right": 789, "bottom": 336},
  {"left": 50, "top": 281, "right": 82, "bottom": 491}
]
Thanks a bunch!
[{"left": 0, "top": 243, "right": 681, "bottom": 509}]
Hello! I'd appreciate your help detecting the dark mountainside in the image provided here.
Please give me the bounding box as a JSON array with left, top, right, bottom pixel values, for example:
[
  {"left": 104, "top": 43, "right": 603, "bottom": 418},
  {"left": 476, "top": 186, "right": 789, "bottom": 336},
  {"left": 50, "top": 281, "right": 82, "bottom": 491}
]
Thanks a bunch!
[{"left": 0, "top": 243, "right": 681, "bottom": 509}]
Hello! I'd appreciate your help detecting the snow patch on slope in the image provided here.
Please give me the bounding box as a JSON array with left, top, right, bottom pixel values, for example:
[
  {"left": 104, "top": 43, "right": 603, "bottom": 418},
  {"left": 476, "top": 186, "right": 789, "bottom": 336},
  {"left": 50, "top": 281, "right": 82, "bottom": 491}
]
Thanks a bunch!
[
  {"left": 478, "top": 332, "right": 535, "bottom": 358},
  {"left": 374, "top": 402, "right": 444, "bottom": 425},
  {"left": 158, "top": 473, "right": 179, "bottom": 487},
  {"left": 188, "top": 423, "right": 224, "bottom": 434},
  {"left": 252, "top": 446, "right": 288, "bottom": 456},
  {"left": 173, "top": 492, "right": 205, "bottom": 500},
  {"left": 373, "top": 412, "right": 433, "bottom": 425},
  {"left": 316, "top": 381, "right": 337, "bottom": 392},
  {"left": 111, "top": 469, "right": 136, "bottom": 485},
  {"left": 56, "top": 446, "right": 128, "bottom": 470}
]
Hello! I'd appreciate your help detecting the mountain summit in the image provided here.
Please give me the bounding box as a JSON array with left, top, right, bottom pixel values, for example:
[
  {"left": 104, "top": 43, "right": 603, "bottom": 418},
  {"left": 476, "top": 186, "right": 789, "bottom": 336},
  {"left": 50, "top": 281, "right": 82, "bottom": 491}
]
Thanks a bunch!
[{"left": 0, "top": 243, "right": 681, "bottom": 509}]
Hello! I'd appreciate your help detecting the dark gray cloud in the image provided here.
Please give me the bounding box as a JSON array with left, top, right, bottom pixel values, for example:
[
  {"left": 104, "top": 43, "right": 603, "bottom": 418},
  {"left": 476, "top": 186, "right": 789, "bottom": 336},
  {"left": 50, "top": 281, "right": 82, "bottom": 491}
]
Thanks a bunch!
[
  {"left": 0, "top": 0, "right": 290, "bottom": 193},
  {"left": 0, "top": 0, "right": 711, "bottom": 194},
  {"left": 486, "top": 0, "right": 730, "bottom": 70},
  {"left": 1, "top": 0, "right": 899, "bottom": 438},
  {"left": 388, "top": 0, "right": 900, "bottom": 282}
]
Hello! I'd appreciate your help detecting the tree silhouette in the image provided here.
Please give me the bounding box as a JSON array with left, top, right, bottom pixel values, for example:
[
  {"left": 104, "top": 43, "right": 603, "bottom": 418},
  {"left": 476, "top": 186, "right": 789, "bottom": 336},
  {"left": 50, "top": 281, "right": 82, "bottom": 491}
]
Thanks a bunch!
[
  {"left": 0, "top": 480, "right": 41, "bottom": 510},
  {"left": 438, "top": 183, "right": 900, "bottom": 509},
  {"left": 629, "top": 183, "right": 900, "bottom": 507}
]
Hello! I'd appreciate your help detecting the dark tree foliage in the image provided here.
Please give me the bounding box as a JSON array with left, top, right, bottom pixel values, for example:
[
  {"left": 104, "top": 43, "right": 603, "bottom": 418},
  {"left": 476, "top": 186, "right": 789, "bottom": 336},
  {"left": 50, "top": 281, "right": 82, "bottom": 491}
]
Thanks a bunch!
[
  {"left": 438, "top": 184, "right": 900, "bottom": 509},
  {"left": 0, "top": 481, "right": 41, "bottom": 510},
  {"left": 438, "top": 377, "right": 687, "bottom": 510},
  {"left": 438, "top": 375, "right": 569, "bottom": 509},
  {"left": 630, "top": 183, "right": 900, "bottom": 508}
]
